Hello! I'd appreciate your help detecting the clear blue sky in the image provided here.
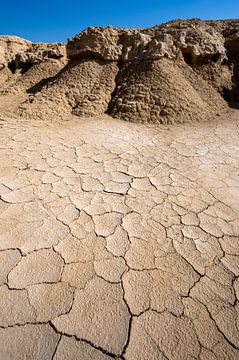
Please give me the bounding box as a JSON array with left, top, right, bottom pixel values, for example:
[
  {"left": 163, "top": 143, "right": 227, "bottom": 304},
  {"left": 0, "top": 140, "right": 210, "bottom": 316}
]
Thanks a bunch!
[{"left": 1, "top": 0, "right": 239, "bottom": 42}]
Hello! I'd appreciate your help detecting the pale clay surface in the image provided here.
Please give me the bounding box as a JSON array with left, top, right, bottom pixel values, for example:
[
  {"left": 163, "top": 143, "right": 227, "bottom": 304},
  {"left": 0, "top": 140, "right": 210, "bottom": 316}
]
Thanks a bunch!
[{"left": 0, "top": 109, "right": 239, "bottom": 359}]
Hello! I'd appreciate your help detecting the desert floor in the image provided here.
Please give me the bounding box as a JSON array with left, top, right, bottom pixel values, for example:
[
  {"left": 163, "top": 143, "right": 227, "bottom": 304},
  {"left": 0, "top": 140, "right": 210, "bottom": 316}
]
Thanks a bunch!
[{"left": 0, "top": 109, "right": 239, "bottom": 359}]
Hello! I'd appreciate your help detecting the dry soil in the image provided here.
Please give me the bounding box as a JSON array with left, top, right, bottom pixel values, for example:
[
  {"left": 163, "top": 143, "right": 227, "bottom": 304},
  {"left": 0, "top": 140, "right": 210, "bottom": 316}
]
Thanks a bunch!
[{"left": 0, "top": 99, "right": 239, "bottom": 359}]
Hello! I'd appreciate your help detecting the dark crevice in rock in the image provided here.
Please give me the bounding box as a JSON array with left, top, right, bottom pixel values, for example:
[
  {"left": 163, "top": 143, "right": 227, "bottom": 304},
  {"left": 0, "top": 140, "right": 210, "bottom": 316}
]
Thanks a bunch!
[
  {"left": 67, "top": 51, "right": 107, "bottom": 62},
  {"left": 19, "top": 61, "right": 34, "bottom": 74},
  {"left": 182, "top": 48, "right": 221, "bottom": 68},
  {"left": 8, "top": 60, "right": 17, "bottom": 74},
  {"left": 221, "top": 87, "right": 233, "bottom": 102},
  {"left": 8, "top": 59, "right": 34, "bottom": 75},
  {"left": 182, "top": 50, "right": 194, "bottom": 66},
  {"left": 106, "top": 60, "right": 124, "bottom": 115},
  {"left": 220, "top": 35, "right": 239, "bottom": 104}
]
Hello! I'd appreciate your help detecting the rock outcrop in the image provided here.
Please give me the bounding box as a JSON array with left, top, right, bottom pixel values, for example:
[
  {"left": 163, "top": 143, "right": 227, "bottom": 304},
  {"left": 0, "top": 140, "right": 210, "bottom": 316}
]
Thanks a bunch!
[
  {"left": 1, "top": 18, "right": 239, "bottom": 124},
  {"left": 67, "top": 20, "right": 226, "bottom": 62},
  {"left": 0, "top": 36, "right": 66, "bottom": 94}
]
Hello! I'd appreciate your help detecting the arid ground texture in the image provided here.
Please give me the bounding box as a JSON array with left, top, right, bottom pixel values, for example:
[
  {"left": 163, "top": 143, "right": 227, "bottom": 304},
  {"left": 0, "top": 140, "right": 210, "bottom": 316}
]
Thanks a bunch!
[{"left": 0, "top": 18, "right": 239, "bottom": 360}]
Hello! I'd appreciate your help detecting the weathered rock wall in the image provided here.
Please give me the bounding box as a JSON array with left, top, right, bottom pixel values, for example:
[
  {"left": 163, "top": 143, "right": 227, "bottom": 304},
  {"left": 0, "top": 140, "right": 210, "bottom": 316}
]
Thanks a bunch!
[
  {"left": 1, "top": 18, "right": 239, "bottom": 124},
  {"left": 108, "top": 58, "right": 225, "bottom": 124},
  {"left": 0, "top": 36, "right": 66, "bottom": 94},
  {"left": 20, "top": 59, "right": 118, "bottom": 120}
]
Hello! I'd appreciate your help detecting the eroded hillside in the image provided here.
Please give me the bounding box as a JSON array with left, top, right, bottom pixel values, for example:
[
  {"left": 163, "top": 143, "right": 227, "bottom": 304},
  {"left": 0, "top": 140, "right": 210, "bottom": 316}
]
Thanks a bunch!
[{"left": 0, "top": 19, "right": 239, "bottom": 123}]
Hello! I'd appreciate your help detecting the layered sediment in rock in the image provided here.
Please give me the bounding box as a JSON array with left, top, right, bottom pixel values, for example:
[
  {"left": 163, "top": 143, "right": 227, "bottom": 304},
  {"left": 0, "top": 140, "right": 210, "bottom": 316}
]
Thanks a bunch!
[{"left": 1, "top": 19, "right": 239, "bottom": 123}]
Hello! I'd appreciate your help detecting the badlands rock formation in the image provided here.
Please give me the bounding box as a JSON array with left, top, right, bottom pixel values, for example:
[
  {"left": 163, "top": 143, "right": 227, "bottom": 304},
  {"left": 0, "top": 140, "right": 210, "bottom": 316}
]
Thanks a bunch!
[
  {"left": 0, "top": 36, "right": 66, "bottom": 94},
  {"left": 0, "top": 18, "right": 239, "bottom": 360},
  {"left": 0, "top": 18, "right": 239, "bottom": 123}
]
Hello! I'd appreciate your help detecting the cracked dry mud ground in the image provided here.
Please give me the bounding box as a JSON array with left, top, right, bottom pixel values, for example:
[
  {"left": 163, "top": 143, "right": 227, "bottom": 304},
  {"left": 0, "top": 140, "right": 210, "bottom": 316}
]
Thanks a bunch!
[{"left": 0, "top": 110, "right": 239, "bottom": 360}]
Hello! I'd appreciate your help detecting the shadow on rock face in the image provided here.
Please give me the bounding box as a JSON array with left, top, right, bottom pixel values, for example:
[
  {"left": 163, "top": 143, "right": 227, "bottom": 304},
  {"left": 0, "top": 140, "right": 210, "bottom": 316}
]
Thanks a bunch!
[{"left": 1, "top": 19, "right": 239, "bottom": 123}]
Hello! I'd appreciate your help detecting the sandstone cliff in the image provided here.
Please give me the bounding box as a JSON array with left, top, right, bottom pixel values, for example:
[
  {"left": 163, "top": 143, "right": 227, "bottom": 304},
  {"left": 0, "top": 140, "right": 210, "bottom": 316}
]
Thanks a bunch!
[{"left": 0, "top": 18, "right": 238, "bottom": 124}]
